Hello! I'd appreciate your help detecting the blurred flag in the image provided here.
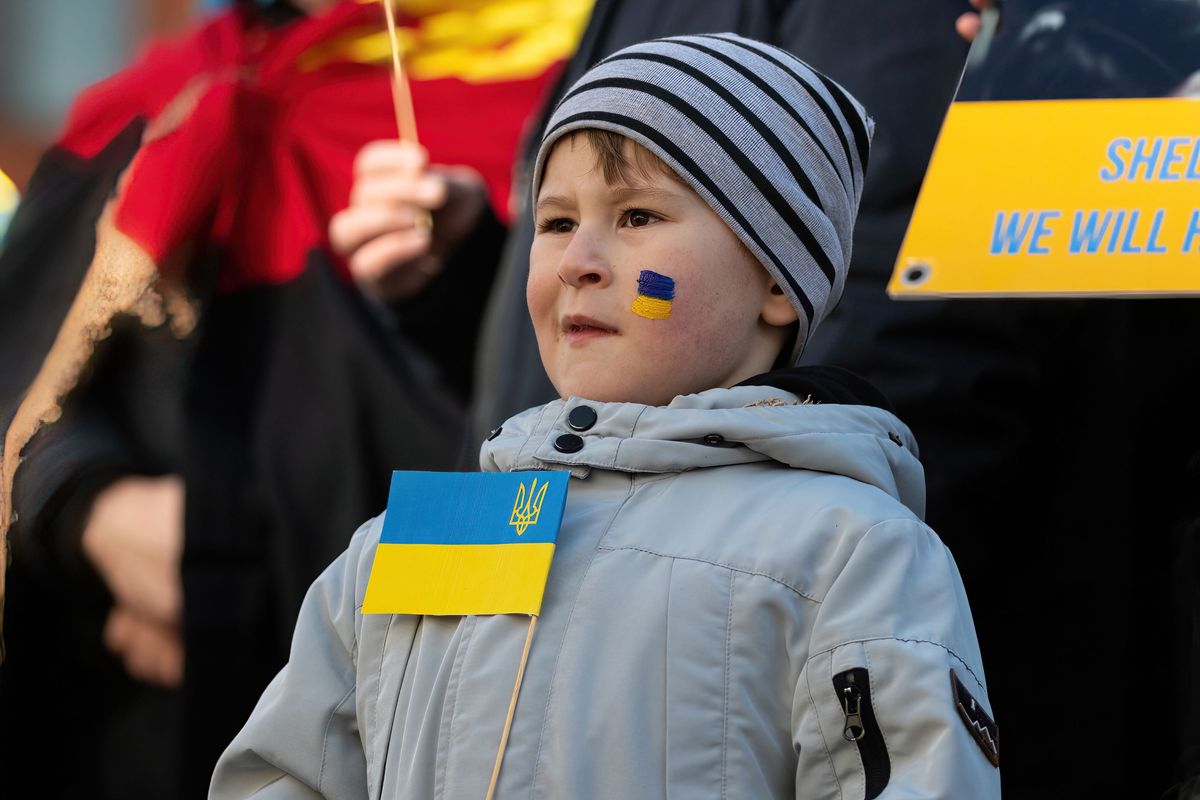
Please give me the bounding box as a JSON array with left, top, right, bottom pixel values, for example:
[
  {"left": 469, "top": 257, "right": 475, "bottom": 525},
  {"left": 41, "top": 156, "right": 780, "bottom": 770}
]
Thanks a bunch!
[
  {"left": 300, "top": 0, "right": 595, "bottom": 220},
  {"left": 0, "top": 170, "right": 17, "bottom": 245}
]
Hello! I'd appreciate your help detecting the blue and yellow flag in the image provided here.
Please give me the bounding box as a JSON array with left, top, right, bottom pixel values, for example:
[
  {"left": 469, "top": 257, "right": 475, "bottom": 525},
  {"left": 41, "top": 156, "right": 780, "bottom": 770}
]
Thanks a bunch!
[{"left": 364, "top": 470, "right": 570, "bottom": 616}]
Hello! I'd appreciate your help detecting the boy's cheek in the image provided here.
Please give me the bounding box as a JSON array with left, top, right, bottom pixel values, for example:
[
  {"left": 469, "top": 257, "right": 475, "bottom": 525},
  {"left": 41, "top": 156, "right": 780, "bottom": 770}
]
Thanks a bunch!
[
  {"left": 623, "top": 312, "right": 715, "bottom": 378},
  {"left": 650, "top": 295, "right": 752, "bottom": 369},
  {"left": 525, "top": 268, "right": 560, "bottom": 330},
  {"left": 635, "top": 279, "right": 709, "bottom": 331}
]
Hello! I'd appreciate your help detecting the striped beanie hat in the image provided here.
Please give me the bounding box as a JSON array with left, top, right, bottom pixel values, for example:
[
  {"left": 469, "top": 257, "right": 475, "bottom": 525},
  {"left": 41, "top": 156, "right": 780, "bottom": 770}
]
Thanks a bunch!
[{"left": 532, "top": 33, "right": 873, "bottom": 362}]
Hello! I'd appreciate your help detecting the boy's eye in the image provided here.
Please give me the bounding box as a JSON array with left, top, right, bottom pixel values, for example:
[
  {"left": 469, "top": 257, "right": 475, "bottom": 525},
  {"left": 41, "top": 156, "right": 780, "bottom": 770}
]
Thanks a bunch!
[
  {"left": 538, "top": 217, "right": 577, "bottom": 234},
  {"left": 622, "top": 209, "right": 659, "bottom": 228}
]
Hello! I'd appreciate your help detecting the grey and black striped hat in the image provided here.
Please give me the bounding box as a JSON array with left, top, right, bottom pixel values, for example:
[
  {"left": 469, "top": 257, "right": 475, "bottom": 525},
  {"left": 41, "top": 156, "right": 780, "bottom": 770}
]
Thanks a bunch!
[{"left": 532, "top": 33, "right": 874, "bottom": 362}]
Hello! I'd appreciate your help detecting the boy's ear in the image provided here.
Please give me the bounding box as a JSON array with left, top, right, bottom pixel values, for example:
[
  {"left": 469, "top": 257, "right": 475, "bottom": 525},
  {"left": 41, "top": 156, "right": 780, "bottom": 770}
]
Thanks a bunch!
[{"left": 761, "top": 281, "right": 799, "bottom": 328}]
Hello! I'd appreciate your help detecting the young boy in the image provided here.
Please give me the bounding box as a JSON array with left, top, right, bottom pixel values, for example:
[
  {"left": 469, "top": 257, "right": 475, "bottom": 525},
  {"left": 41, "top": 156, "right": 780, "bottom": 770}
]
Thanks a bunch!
[{"left": 210, "top": 34, "right": 1000, "bottom": 799}]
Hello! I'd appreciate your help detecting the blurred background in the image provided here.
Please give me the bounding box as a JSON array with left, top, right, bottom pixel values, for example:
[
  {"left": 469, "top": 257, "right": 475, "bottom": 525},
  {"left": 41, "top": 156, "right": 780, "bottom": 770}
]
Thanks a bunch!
[
  {"left": 1, "top": 2, "right": 1197, "bottom": 798},
  {"left": 0, "top": 0, "right": 219, "bottom": 191}
]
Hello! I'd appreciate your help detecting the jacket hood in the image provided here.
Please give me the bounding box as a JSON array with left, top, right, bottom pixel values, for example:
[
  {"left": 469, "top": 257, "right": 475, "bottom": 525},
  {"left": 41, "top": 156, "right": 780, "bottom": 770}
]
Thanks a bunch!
[
  {"left": 735, "top": 365, "right": 895, "bottom": 412},
  {"left": 481, "top": 368, "right": 926, "bottom": 518}
]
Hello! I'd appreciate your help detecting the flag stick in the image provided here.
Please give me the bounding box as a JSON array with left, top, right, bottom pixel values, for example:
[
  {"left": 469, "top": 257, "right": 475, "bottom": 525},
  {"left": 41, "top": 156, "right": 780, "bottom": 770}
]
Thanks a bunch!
[
  {"left": 485, "top": 615, "right": 538, "bottom": 800},
  {"left": 381, "top": 0, "right": 419, "bottom": 144}
]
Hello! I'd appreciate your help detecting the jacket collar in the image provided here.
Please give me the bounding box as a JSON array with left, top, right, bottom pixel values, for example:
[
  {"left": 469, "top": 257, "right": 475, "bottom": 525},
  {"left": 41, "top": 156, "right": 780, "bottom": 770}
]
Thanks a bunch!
[{"left": 481, "top": 383, "right": 926, "bottom": 518}]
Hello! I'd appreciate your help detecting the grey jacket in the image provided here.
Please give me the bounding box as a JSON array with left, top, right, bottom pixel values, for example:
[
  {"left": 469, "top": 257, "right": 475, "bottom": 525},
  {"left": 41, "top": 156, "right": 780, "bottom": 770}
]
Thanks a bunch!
[{"left": 210, "top": 384, "right": 1000, "bottom": 799}]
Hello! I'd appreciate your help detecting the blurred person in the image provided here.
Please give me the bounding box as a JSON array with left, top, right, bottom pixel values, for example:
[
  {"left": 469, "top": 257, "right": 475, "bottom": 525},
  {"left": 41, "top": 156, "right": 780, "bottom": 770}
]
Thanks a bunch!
[
  {"left": 0, "top": 0, "right": 587, "bottom": 796},
  {"left": 863, "top": 1, "right": 1200, "bottom": 796},
  {"left": 961, "top": 0, "right": 1200, "bottom": 99}
]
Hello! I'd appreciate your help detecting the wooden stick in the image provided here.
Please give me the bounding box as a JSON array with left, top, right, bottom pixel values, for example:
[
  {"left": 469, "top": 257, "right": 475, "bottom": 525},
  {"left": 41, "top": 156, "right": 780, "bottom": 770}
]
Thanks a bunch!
[
  {"left": 485, "top": 615, "right": 538, "bottom": 800},
  {"left": 381, "top": 0, "right": 419, "bottom": 143}
]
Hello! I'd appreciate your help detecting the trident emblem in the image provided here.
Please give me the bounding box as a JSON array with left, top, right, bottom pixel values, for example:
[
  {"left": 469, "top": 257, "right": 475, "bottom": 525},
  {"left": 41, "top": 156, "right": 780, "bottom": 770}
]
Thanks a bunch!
[{"left": 509, "top": 477, "right": 550, "bottom": 535}]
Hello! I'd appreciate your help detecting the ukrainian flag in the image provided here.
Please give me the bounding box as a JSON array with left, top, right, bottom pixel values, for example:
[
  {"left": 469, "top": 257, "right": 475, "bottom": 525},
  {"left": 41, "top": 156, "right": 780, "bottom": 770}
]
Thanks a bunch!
[
  {"left": 631, "top": 269, "right": 675, "bottom": 319},
  {"left": 364, "top": 470, "right": 569, "bottom": 616}
]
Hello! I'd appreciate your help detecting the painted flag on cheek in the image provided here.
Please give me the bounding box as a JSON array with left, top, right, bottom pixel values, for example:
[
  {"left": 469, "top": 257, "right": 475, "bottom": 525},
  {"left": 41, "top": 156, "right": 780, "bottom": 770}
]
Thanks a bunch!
[
  {"left": 631, "top": 269, "right": 676, "bottom": 319},
  {"left": 364, "top": 470, "right": 570, "bottom": 616}
]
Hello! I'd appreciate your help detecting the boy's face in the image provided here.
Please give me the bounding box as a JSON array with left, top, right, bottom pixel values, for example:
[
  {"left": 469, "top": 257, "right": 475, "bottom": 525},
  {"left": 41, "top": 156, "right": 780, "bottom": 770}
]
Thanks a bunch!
[{"left": 528, "top": 135, "right": 797, "bottom": 406}]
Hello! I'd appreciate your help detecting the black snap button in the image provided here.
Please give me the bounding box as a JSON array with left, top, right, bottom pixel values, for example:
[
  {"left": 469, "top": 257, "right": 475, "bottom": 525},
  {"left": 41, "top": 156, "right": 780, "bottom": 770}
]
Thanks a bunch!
[
  {"left": 703, "top": 433, "right": 725, "bottom": 446},
  {"left": 568, "top": 405, "right": 598, "bottom": 432},
  {"left": 554, "top": 433, "right": 584, "bottom": 454},
  {"left": 888, "top": 432, "right": 903, "bottom": 447},
  {"left": 487, "top": 426, "right": 503, "bottom": 441}
]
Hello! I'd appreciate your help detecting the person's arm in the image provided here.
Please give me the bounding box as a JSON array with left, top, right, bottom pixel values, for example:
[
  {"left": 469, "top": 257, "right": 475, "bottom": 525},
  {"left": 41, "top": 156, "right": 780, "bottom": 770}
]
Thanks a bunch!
[
  {"left": 208, "top": 519, "right": 376, "bottom": 800},
  {"left": 328, "top": 140, "right": 502, "bottom": 400},
  {"left": 792, "top": 518, "right": 1001, "bottom": 798}
]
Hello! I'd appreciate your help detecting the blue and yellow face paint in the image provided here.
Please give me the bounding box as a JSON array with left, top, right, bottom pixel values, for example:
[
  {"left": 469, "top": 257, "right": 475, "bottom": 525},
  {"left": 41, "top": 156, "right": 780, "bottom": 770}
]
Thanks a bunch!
[{"left": 631, "top": 270, "right": 675, "bottom": 319}]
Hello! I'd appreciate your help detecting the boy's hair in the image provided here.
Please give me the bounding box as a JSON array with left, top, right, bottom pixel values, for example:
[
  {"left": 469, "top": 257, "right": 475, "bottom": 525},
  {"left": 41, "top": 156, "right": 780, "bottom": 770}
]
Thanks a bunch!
[
  {"left": 532, "top": 33, "right": 873, "bottom": 363},
  {"left": 572, "top": 128, "right": 678, "bottom": 187}
]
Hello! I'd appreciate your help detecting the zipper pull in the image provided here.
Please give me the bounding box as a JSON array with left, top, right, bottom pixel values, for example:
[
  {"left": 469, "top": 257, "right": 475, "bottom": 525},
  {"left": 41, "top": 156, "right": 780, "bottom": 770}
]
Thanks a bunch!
[{"left": 841, "top": 683, "right": 865, "bottom": 741}]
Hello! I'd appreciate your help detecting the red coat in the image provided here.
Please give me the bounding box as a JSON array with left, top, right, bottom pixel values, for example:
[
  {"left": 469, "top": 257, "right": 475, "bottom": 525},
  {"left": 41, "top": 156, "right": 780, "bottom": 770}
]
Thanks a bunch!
[{"left": 59, "top": 1, "right": 566, "bottom": 293}]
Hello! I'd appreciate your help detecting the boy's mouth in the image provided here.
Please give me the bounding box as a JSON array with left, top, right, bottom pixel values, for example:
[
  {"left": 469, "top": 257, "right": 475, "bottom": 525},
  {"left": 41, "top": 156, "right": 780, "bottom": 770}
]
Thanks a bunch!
[{"left": 561, "top": 314, "right": 617, "bottom": 344}]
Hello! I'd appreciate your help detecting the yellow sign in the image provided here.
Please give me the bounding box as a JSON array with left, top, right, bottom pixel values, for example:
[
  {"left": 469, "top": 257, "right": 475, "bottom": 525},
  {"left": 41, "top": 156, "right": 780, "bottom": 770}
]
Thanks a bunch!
[{"left": 890, "top": 98, "right": 1200, "bottom": 298}]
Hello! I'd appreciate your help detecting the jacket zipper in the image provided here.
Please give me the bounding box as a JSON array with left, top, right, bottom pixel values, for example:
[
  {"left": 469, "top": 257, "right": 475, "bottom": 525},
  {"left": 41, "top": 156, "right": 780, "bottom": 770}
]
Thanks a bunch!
[{"left": 832, "top": 668, "right": 890, "bottom": 799}]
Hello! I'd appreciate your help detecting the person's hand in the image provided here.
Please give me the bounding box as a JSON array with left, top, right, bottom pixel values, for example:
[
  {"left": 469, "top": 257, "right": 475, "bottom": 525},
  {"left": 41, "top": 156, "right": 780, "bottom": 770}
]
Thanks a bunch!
[
  {"left": 329, "top": 140, "right": 488, "bottom": 302},
  {"left": 82, "top": 475, "right": 185, "bottom": 687},
  {"left": 956, "top": 0, "right": 994, "bottom": 42},
  {"left": 103, "top": 605, "right": 184, "bottom": 687}
]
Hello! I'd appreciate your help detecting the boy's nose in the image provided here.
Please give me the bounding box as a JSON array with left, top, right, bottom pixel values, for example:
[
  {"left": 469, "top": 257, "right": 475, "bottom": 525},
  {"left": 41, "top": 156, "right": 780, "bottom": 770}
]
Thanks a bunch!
[{"left": 557, "top": 230, "right": 613, "bottom": 289}]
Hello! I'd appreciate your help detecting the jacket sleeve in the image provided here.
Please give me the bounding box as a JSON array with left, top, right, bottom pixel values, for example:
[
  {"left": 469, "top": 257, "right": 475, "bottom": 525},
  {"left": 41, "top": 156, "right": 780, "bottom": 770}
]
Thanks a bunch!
[
  {"left": 792, "top": 518, "right": 1001, "bottom": 799},
  {"left": 208, "top": 520, "right": 375, "bottom": 800}
]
